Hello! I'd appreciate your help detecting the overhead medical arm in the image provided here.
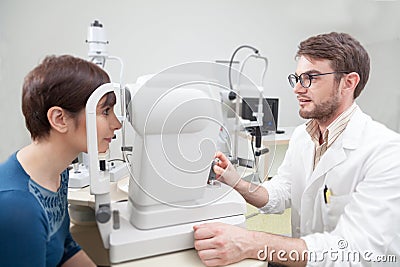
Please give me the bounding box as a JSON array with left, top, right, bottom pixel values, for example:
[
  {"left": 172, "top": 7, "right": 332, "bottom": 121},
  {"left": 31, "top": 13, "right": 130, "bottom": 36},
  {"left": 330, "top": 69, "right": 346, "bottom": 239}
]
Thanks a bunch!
[{"left": 231, "top": 51, "right": 269, "bottom": 169}]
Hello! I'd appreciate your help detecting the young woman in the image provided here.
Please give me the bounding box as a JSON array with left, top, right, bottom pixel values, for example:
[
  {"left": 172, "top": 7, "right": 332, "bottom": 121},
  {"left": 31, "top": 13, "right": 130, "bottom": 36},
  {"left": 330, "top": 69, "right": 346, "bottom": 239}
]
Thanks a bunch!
[{"left": 0, "top": 55, "right": 122, "bottom": 266}]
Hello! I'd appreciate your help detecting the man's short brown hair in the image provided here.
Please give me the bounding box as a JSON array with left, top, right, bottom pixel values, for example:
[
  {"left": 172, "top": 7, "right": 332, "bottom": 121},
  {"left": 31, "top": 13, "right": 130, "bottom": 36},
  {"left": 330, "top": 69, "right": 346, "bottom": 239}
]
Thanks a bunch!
[{"left": 296, "top": 32, "right": 370, "bottom": 98}]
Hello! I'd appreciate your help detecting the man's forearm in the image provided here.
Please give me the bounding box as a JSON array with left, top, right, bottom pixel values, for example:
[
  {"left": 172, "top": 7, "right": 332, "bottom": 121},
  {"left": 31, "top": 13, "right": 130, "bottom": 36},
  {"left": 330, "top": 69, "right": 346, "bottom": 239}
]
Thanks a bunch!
[
  {"left": 233, "top": 177, "right": 308, "bottom": 266},
  {"left": 248, "top": 231, "right": 308, "bottom": 267},
  {"left": 234, "top": 179, "right": 269, "bottom": 208}
]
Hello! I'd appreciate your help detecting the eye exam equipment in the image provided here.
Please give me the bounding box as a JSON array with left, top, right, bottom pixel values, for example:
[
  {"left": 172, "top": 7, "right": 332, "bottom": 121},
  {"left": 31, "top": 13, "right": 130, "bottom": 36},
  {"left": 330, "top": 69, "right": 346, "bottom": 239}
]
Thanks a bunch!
[
  {"left": 207, "top": 159, "right": 221, "bottom": 187},
  {"left": 238, "top": 52, "right": 271, "bottom": 183},
  {"left": 70, "top": 21, "right": 254, "bottom": 264},
  {"left": 223, "top": 45, "right": 274, "bottom": 183},
  {"left": 85, "top": 72, "right": 247, "bottom": 263},
  {"left": 69, "top": 20, "right": 128, "bottom": 188},
  {"left": 68, "top": 20, "right": 281, "bottom": 263}
]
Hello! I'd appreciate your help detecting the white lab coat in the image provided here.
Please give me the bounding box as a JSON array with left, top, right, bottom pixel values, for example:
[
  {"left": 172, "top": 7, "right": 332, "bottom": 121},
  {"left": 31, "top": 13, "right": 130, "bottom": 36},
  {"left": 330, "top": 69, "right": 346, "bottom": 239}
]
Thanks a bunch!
[{"left": 261, "top": 106, "right": 400, "bottom": 266}]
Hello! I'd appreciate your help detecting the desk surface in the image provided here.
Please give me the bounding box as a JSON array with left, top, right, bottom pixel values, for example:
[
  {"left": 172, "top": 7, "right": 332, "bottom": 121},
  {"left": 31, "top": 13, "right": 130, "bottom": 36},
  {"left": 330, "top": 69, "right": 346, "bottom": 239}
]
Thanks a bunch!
[
  {"left": 70, "top": 222, "right": 267, "bottom": 267},
  {"left": 239, "top": 126, "right": 294, "bottom": 146},
  {"left": 265, "top": 126, "right": 294, "bottom": 145},
  {"left": 113, "top": 249, "right": 267, "bottom": 267},
  {"left": 69, "top": 181, "right": 267, "bottom": 267}
]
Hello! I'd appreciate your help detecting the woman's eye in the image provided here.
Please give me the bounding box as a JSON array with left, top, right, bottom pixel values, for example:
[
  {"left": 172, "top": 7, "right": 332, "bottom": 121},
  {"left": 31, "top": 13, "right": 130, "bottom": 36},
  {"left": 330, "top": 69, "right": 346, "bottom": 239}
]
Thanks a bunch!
[{"left": 102, "top": 108, "right": 110, "bottom": 115}]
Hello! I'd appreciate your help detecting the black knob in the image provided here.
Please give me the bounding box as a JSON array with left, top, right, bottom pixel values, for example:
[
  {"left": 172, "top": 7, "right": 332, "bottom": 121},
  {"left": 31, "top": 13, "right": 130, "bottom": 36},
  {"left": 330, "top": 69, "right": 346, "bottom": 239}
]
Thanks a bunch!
[
  {"left": 91, "top": 20, "right": 103, "bottom": 27},
  {"left": 228, "top": 91, "right": 236, "bottom": 100},
  {"left": 99, "top": 160, "right": 106, "bottom": 171}
]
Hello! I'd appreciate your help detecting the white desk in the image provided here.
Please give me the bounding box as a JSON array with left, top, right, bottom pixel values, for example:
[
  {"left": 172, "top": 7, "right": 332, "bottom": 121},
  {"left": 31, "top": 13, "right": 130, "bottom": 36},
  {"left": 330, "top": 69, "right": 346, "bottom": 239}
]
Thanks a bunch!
[
  {"left": 238, "top": 127, "right": 293, "bottom": 179},
  {"left": 262, "top": 127, "right": 294, "bottom": 146},
  {"left": 70, "top": 220, "right": 267, "bottom": 267},
  {"left": 262, "top": 127, "right": 293, "bottom": 177},
  {"left": 114, "top": 250, "right": 267, "bottom": 267},
  {"left": 69, "top": 182, "right": 266, "bottom": 267}
]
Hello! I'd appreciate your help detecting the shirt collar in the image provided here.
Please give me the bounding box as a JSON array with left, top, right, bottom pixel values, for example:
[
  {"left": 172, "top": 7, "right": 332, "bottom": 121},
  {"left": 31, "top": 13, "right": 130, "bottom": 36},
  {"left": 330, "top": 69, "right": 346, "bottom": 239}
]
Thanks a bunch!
[{"left": 306, "top": 102, "right": 358, "bottom": 147}]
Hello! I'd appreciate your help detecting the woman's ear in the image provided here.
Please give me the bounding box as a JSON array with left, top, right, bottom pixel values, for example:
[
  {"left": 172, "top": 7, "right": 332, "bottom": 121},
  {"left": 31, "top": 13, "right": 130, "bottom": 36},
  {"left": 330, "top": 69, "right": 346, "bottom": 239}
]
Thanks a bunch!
[
  {"left": 342, "top": 72, "right": 360, "bottom": 97},
  {"left": 47, "top": 106, "right": 69, "bottom": 134}
]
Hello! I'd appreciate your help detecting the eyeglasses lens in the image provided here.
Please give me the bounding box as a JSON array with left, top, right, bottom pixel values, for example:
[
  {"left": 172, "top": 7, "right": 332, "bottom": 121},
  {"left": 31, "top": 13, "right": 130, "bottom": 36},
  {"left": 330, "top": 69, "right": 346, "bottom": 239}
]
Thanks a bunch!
[
  {"left": 299, "top": 73, "right": 311, "bottom": 88},
  {"left": 288, "top": 74, "right": 298, "bottom": 88}
]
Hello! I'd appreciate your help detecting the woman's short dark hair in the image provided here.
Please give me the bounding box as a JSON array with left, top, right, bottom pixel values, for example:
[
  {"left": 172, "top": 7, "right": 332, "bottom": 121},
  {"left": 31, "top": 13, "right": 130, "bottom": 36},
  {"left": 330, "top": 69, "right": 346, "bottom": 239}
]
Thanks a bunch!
[
  {"left": 296, "top": 32, "right": 370, "bottom": 99},
  {"left": 22, "top": 55, "right": 114, "bottom": 140}
]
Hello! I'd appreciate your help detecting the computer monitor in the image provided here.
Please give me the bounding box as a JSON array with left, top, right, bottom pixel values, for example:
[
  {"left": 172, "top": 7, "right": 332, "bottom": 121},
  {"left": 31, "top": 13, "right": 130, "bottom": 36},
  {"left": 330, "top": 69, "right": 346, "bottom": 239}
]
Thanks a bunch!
[{"left": 241, "top": 97, "right": 279, "bottom": 135}]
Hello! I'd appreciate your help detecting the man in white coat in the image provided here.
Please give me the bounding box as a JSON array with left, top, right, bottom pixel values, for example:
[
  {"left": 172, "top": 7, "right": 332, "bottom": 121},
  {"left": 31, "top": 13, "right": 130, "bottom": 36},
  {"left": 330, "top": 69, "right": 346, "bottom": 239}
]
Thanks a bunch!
[{"left": 193, "top": 32, "right": 400, "bottom": 266}]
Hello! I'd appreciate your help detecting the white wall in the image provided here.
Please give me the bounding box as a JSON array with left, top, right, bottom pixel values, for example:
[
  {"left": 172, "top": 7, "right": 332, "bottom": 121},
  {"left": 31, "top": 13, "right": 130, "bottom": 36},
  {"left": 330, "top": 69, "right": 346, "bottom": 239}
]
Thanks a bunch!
[{"left": 1, "top": 0, "right": 399, "bottom": 161}]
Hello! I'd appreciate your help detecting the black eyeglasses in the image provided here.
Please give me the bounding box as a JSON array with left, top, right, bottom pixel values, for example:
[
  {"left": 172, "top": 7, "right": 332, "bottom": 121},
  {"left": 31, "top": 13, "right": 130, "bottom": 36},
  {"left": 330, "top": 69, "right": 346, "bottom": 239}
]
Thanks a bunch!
[{"left": 288, "top": 71, "right": 350, "bottom": 88}]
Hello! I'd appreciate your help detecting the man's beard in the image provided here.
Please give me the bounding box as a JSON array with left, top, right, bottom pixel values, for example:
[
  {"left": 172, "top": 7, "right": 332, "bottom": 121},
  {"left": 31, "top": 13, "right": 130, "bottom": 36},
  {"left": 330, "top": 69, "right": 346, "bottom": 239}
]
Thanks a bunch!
[{"left": 299, "top": 86, "right": 340, "bottom": 124}]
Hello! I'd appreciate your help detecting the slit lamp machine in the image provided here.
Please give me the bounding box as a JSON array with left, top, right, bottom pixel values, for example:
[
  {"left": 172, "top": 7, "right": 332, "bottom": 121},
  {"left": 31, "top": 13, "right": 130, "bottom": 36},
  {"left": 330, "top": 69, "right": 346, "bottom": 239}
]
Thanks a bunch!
[{"left": 69, "top": 20, "right": 274, "bottom": 264}]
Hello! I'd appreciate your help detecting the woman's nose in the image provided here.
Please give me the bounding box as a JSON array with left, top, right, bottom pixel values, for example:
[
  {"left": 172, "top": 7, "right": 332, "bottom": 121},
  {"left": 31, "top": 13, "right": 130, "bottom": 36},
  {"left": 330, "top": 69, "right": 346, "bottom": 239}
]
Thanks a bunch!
[{"left": 112, "top": 114, "right": 122, "bottom": 130}]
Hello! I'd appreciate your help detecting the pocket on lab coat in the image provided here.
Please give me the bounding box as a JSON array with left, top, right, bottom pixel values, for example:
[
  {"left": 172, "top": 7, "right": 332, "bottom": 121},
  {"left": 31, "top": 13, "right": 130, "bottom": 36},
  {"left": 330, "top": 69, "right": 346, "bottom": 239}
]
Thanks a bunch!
[{"left": 321, "top": 194, "right": 351, "bottom": 232}]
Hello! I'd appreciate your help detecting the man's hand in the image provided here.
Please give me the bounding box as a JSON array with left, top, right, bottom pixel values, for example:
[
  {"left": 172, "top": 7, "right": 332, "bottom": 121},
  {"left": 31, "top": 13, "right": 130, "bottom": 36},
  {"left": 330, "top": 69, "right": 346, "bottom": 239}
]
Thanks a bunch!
[
  {"left": 213, "top": 151, "right": 269, "bottom": 208},
  {"left": 193, "top": 222, "right": 252, "bottom": 266},
  {"left": 213, "top": 151, "right": 241, "bottom": 188}
]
